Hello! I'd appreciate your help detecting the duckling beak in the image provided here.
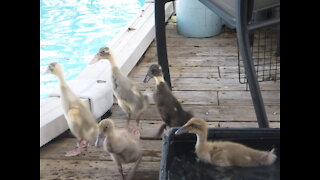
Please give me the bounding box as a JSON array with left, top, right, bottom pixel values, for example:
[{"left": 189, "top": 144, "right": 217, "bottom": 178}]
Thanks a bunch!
[
  {"left": 90, "top": 54, "right": 99, "bottom": 65},
  {"left": 175, "top": 125, "right": 190, "bottom": 135},
  {"left": 95, "top": 133, "right": 106, "bottom": 147},
  {"left": 45, "top": 67, "right": 50, "bottom": 74},
  {"left": 143, "top": 74, "right": 153, "bottom": 83}
]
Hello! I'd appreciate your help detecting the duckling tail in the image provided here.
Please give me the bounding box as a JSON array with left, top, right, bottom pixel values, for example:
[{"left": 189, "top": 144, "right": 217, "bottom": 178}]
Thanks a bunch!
[{"left": 264, "top": 148, "right": 277, "bottom": 165}]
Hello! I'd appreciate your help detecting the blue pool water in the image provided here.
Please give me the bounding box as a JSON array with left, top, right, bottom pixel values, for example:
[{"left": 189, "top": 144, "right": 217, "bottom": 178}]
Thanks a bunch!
[{"left": 40, "top": 0, "right": 145, "bottom": 101}]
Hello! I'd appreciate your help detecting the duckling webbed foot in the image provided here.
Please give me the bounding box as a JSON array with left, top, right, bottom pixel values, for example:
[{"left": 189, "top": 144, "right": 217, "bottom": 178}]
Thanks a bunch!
[
  {"left": 132, "top": 127, "right": 141, "bottom": 136},
  {"left": 78, "top": 140, "right": 91, "bottom": 149},
  {"left": 132, "top": 115, "right": 142, "bottom": 136},
  {"left": 65, "top": 146, "right": 87, "bottom": 157},
  {"left": 65, "top": 140, "right": 89, "bottom": 157}
]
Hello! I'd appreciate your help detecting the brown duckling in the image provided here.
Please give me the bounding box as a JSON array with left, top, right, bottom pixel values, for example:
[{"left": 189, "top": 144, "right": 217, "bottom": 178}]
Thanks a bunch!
[
  {"left": 46, "top": 62, "right": 99, "bottom": 156},
  {"left": 143, "top": 64, "right": 193, "bottom": 137},
  {"left": 95, "top": 118, "right": 142, "bottom": 180},
  {"left": 91, "top": 47, "right": 149, "bottom": 135},
  {"left": 175, "top": 118, "right": 277, "bottom": 167}
]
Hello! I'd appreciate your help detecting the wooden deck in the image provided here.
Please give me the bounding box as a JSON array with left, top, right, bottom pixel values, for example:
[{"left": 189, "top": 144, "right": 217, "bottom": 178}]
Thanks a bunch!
[{"left": 40, "top": 18, "right": 280, "bottom": 180}]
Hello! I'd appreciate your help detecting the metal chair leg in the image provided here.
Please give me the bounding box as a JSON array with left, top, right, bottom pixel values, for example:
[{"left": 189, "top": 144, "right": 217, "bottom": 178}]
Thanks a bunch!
[
  {"left": 155, "top": 0, "right": 173, "bottom": 89},
  {"left": 236, "top": 0, "right": 269, "bottom": 128}
]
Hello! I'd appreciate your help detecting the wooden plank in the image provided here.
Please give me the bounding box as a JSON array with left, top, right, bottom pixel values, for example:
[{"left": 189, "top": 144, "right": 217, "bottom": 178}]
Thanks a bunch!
[
  {"left": 135, "top": 56, "right": 239, "bottom": 67},
  {"left": 40, "top": 159, "right": 160, "bottom": 180},
  {"left": 40, "top": 137, "right": 162, "bottom": 162},
  {"left": 109, "top": 104, "right": 280, "bottom": 122},
  {"left": 144, "top": 46, "right": 238, "bottom": 58},
  {"left": 130, "top": 66, "right": 219, "bottom": 78},
  {"left": 150, "top": 36, "right": 238, "bottom": 48},
  {"left": 219, "top": 122, "right": 280, "bottom": 128},
  {"left": 112, "top": 90, "right": 219, "bottom": 105},
  {"left": 218, "top": 91, "right": 280, "bottom": 105},
  {"left": 165, "top": 28, "right": 237, "bottom": 39},
  {"left": 164, "top": 24, "right": 237, "bottom": 39},
  {"left": 49, "top": 119, "right": 219, "bottom": 140},
  {"left": 170, "top": 79, "right": 279, "bottom": 91},
  {"left": 220, "top": 66, "right": 280, "bottom": 74},
  {"left": 130, "top": 77, "right": 280, "bottom": 91}
]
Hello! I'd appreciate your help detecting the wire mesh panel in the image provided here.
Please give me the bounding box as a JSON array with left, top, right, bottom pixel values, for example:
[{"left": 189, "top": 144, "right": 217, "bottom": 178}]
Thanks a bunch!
[{"left": 237, "top": 7, "right": 280, "bottom": 85}]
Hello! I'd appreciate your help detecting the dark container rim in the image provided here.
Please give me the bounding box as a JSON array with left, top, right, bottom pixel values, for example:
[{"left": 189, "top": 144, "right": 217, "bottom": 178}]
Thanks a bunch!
[{"left": 159, "top": 127, "right": 280, "bottom": 180}]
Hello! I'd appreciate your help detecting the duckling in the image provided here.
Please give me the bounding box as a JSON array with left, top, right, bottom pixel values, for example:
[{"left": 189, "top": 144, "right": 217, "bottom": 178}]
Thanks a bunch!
[
  {"left": 175, "top": 118, "right": 277, "bottom": 167},
  {"left": 143, "top": 64, "right": 193, "bottom": 137},
  {"left": 46, "top": 62, "right": 99, "bottom": 156},
  {"left": 95, "top": 118, "right": 142, "bottom": 180},
  {"left": 91, "top": 47, "right": 149, "bottom": 135}
]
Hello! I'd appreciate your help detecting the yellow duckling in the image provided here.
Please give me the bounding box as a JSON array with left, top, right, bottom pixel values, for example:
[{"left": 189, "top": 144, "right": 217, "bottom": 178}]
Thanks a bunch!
[
  {"left": 95, "top": 119, "right": 142, "bottom": 180},
  {"left": 46, "top": 62, "right": 99, "bottom": 156},
  {"left": 91, "top": 47, "right": 149, "bottom": 135},
  {"left": 175, "top": 118, "right": 277, "bottom": 167}
]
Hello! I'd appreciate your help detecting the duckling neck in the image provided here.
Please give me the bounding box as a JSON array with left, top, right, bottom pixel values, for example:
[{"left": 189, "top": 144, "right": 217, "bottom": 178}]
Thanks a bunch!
[
  {"left": 108, "top": 56, "right": 117, "bottom": 68},
  {"left": 196, "top": 132, "right": 208, "bottom": 149},
  {"left": 154, "top": 75, "right": 165, "bottom": 85},
  {"left": 55, "top": 71, "right": 68, "bottom": 87},
  {"left": 105, "top": 127, "right": 115, "bottom": 137}
]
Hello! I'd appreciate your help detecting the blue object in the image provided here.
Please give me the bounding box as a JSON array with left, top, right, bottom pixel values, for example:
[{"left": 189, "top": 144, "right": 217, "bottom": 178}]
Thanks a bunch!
[{"left": 176, "top": 0, "right": 223, "bottom": 38}]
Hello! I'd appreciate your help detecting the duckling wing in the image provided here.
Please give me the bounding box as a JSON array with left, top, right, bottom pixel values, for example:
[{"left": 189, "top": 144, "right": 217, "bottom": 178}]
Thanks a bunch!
[
  {"left": 120, "top": 131, "right": 142, "bottom": 163},
  {"left": 106, "top": 129, "right": 142, "bottom": 163},
  {"left": 111, "top": 67, "right": 139, "bottom": 96},
  {"left": 206, "top": 142, "right": 232, "bottom": 167},
  {"left": 66, "top": 104, "right": 98, "bottom": 143},
  {"left": 156, "top": 96, "right": 189, "bottom": 127},
  {"left": 154, "top": 82, "right": 192, "bottom": 126},
  {"left": 111, "top": 69, "right": 146, "bottom": 112}
]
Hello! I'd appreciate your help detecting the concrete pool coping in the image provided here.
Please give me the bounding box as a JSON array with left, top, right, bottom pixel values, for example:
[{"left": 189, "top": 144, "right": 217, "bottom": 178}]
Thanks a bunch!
[{"left": 40, "top": 2, "right": 174, "bottom": 147}]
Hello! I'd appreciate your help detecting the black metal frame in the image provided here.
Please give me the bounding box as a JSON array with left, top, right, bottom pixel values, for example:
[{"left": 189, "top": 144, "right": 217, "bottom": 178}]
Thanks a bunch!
[
  {"left": 154, "top": 0, "right": 280, "bottom": 128},
  {"left": 236, "top": 0, "right": 269, "bottom": 128}
]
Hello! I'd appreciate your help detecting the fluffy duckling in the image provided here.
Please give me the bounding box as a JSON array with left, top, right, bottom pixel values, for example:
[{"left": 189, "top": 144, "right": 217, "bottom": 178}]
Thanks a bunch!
[
  {"left": 175, "top": 118, "right": 277, "bottom": 167},
  {"left": 91, "top": 47, "right": 149, "bottom": 135},
  {"left": 95, "top": 119, "right": 142, "bottom": 180},
  {"left": 143, "top": 64, "right": 193, "bottom": 137},
  {"left": 46, "top": 62, "right": 99, "bottom": 156}
]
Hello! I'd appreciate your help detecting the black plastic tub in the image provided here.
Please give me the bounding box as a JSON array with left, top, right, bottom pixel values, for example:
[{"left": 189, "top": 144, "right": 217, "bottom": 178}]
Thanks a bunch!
[{"left": 159, "top": 128, "right": 280, "bottom": 180}]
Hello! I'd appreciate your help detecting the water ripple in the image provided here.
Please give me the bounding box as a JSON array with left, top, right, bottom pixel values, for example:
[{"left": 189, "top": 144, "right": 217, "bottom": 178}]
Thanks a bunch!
[{"left": 40, "top": 0, "right": 145, "bottom": 100}]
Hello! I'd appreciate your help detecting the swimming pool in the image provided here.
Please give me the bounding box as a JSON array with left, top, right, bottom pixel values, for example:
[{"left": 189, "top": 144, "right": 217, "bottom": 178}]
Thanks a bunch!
[{"left": 40, "top": 0, "right": 145, "bottom": 101}]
